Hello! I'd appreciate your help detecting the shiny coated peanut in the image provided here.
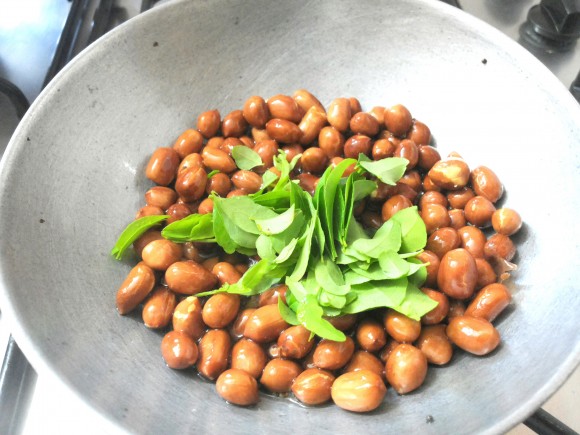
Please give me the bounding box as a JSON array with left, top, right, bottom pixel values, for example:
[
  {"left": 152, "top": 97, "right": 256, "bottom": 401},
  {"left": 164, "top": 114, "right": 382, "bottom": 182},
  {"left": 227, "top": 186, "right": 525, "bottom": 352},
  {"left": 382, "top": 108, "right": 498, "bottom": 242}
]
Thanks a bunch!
[
  {"left": 331, "top": 370, "right": 387, "bottom": 412},
  {"left": 267, "top": 94, "right": 304, "bottom": 123},
  {"left": 385, "top": 344, "right": 428, "bottom": 394},
  {"left": 356, "top": 319, "right": 387, "bottom": 352},
  {"left": 420, "top": 288, "right": 449, "bottom": 325},
  {"left": 243, "top": 304, "right": 289, "bottom": 343},
  {"left": 216, "top": 369, "right": 259, "bottom": 406},
  {"left": 327, "top": 98, "right": 352, "bottom": 132},
  {"left": 415, "top": 324, "right": 453, "bottom": 365},
  {"left": 197, "top": 109, "right": 221, "bottom": 138},
  {"left": 471, "top": 166, "right": 503, "bottom": 203},
  {"left": 231, "top": 338, "right": 267, "bottom": 379},
  {"left": 197, "top": 329, "right": 231, "bottom": 380},
  {"left": 145, "top": 147, "right": 180, "bottom": 186},
  {"left": 145, "top": 186, "right": 177, "bottom": 210},
  {"left": 161, "top": 330, "right": 198, "bottom": 369},
  {"left": 142, "top": 287, "right": 176, "bottom": 329},
  {"left": 278, "top": 325, "right": 315, "bottom": 359},
  {"left": 260, "top": 358, "right": 302, "bottom": 393},
  {"left": 173, "top": 296, "right": 205, "bottom": 340},
  {"left": 446, "top": 316, "right": 500, "bottom": 356},
  {"left": 265, "top": 119, "right": 302, "bottom": 143},
  {"left": 384, "top": 104, "right": 412, "bottom": 136},
  {"left": 116, "top": 262, "right": 156, "bottom": 314},
  {"left": 385, "top": 309, "right": 421, "bottom": 343},
  {"left": 212, "top": 262, "right": 243, "bottom": 286},
  {"left": 313, "top": 337, "right": 355, "bottom": 370},
  {"left": 175, "top": 167, "right": 207, "bottom": 202},
  {"left": 427, "top": 158, "right": 470, "bottom": 190},
  {"left": 299, "top": 106, "right": 327, "bottom": 145},
  {"left": 344, "top": 351, "right": 385, "bottom": 379},
  {"left": 231, "top": 170, "right": 262, "bottom": 193},
  {"left": 141, "top": 239, "right": 182, "bottom": 271},
  {"left": 291, "top": 368, "right": 335, "bottom": 405},
  {"left": 437, "top": 248, "right": 477, "bottom": 300},
  {"left": 165, "top": 260, "right": 218, "bottom": 295},
  {"left": 465, "top": 283, "right": 511, "bottom": 322},
  {"left": 492, "top": 208, "right": 522, "bottom": 236},
  {"left": 173, "top": 129, "right": 204, "bottom": 158},
  {"left": 201, "top": 147, "right": 237, "bottom": 173},
  {"left": 202, "top": 293, "right": 240, "bottom": 328}
]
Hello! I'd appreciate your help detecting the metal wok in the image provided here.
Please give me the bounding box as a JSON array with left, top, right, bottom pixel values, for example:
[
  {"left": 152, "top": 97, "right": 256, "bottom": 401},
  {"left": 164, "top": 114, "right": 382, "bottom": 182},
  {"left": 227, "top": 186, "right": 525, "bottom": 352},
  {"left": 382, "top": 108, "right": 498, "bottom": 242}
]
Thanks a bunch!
[{"left": 0, "top": 0, "right": 579, "bottom": 433}]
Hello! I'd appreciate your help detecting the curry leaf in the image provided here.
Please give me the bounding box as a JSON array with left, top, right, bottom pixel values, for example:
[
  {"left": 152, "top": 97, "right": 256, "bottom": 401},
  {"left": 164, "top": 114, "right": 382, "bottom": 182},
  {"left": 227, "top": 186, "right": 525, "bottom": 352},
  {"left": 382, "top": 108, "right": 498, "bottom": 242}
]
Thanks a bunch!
[
  {"left": 232, "top": 146, "right": 263, "bottom": 170},
  {"left": 161, "top": 213, "right": 214, "bottom": 242},
  {"left": 358, "top": 157, "right": 409, "bottom": 186},
  {"left": 111, "top": 215, "right": 169, "bottom": 259}
]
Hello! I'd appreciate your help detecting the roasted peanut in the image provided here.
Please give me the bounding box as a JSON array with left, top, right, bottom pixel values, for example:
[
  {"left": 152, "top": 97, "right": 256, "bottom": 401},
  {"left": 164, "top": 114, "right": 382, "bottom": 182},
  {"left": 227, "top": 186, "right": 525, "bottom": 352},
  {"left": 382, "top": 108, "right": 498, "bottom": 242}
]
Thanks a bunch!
[
  {"left": 415, "top": 325, "right": 453, "bottom": 365},
  {"left": 173, "top": 296, "right": 205, "bottom": 340},
  {"left": 344, "top": 351, "right": 385, "bottom": 379},
  {"left": 484, "top": 233, "right": 516, "bottom": 261},
  {"left": 133, "top": 230, "right": 163, "bottom": 258},
  {"left": 260, "top": 358, "right": 302, "bottom": 393},
  {"left": 216, "top": 369, "right": 259, "bottom": 406},
  {"left": 313, "top": 337, "right": 355, "bottom": 370},
  {"left": 173, "top": 129, "right": 204, "bottom": 158},
  {"left": 446, "top": 316, "right": 500, "bottom": 356},
  {"left": 382, "top": 194, "right": 412, "bottom": 221},
  {"left": 464, "top": 196, "right": 496, "bottom": 228},
  {"left": 202, "top": 293, "right": 240, "bottom": 328},
  {"left": 385, "top": 310, "right": 421, "bottom": 343},
  {"left": 161, "top": 330, "right": 199, "bottom": 369},
  {"left": 201, "top": 147, "right": 237, "bottom": 173},
  {"left": 394, "top": 139, "right": 419, "bottom": 169},
  {"left": 417, "top": 145, "right": 441, "bottom": 171},
  {"left": 231, "top": 338, "right": 267, "bottom": 378},
  {"left": 437, "top": 248, "right": 477, "bottom": 299},
  {"left": 350, "top": 112, "right": 380, "bottom": 137},
  {"left": 291, "top": 368, "right": 335, "bottom": 405},
  {"left": 300, "top": 147, "right": 328, "bottom": 174},
  {"left": 278, "top": 325, "right": 315, "bottom": 359},
  {"left": 197, "top": 109, "right": 221, "bottom": 138},
  {"left": 356, "top": 319, "right": 387, "bottom": 352},
  {"left": 420, "top": 288, "right": 449, "bottom": 325},
  {"left": 145, "top": 186, "right": 177, "bottom": 210},
  {"left": 427, "top": 158, "right": 470, "bottom": 190},
  {"left": 384, "top": 104, "right": 412, "bottom": 136},
  {"left": 258, "top": 284, "right": 287, "bottom": 306},
  {"left": 145, "top": 147, "right": 180, "bottom": 186},
  {"left": 116, "top": 262, "right": 156, "bottom": 314},
  {"left": 267, "top": 94, "right": 304, "bottom": 123},
  {"left": 327, "top": 98, "right": 351, "bottom": 132},
  {"left": 243, "top": 96, "right": 270, "bottom": 128},
  {"left": 265, "top": 119, "right": 302, "bottom": 143},
  {"left": 492, "top": 208, "right": 522, "bottom": 236},
  {"left": 426, "top": 227, "right": 461, "bottom": 259},
  {"left": 165, "top": 260, "right": 218, "bottom": 295},
  {"left": 212, "top": 262, "right": 243, "bottom": 286},
  {"left": 222, "top": 110, "right": 248, "bottom": 138},
  {"left": 406, "top": 120, "right": 431, "bottom": 144},
  {"left": 141, "top": 239, "right": 182, "bottom": 271},
  {"left": 293, "top": 89, "right": 325, "bottom": 113},
  {"left": 417, "top": 250, "right": 440, "bottom": 288},
  {"left": 142, "top": 287, "right": 176, "bottom": 329},
  {"left": 197, "top": 329, "right": 231, "bottom": 380},
  {"left": 299, "top": 106, "right": 327, "bottom": 145},
  {"left": 466, "top": 283, "right": 511, "bottom": 322},
  {"left": 344, "top": 134, "right": 372, "bottom": 159},
  {"left": 243, "top": 304, "right": 289, "bottom": 343},
  {"left": 331, "top": 370, "right": 387, "bottom": 412},
  {"left": 471, "top": 166, "right": 503, "bottom": 203},
  {"left": 386, "top": 344, "right": 428, "bottom": 394}
]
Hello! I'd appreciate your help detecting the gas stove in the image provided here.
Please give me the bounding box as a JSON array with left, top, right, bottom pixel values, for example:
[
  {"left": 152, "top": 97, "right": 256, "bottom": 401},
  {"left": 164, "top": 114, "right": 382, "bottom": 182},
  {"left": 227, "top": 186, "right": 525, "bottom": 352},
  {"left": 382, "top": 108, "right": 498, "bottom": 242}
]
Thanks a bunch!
[{"left": 1, "top": 1, "right": 579, "bottom": 434}]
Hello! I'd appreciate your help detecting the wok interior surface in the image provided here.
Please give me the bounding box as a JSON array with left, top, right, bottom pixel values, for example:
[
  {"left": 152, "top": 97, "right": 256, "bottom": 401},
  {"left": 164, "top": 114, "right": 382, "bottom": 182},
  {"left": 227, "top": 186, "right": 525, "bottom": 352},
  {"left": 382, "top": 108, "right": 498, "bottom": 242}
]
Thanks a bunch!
[{"left": 1, "top": 0, "right": 579, "bottom": 433}]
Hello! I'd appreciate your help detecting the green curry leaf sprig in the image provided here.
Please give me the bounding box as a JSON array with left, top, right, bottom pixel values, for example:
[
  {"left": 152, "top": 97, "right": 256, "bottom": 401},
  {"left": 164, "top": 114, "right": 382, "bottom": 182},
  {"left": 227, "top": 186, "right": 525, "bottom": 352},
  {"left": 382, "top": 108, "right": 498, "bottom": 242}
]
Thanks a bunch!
[{"left": 111, "top": 151, "right": 437, "bottom": 341}]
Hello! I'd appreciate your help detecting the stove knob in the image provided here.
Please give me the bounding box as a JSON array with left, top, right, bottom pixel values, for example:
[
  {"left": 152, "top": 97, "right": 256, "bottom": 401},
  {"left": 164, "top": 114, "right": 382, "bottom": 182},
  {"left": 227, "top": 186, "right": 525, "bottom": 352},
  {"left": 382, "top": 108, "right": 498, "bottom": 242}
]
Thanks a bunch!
[
  {"left": 571, "top": 70, "right": 580, "bottom": 102},
  {"left": 521, "top": 0, "right": 580, "bottom": 51}
]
